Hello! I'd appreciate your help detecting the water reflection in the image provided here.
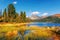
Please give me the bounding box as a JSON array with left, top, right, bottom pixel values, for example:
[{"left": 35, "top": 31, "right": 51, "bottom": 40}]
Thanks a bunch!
[{"left": 18, "top": 30, "right": 31, "bottom": 40}]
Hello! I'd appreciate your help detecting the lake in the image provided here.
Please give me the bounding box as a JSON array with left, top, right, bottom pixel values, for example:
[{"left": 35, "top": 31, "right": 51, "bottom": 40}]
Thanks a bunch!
[{"left": 27, "top": 22, "right": 60, "bottom": 27}]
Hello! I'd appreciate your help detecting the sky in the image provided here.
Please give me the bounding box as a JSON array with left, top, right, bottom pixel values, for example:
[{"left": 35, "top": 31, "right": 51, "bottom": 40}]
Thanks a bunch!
[{"left": 0, "top": 0, "right": 60, "bottom": 17}]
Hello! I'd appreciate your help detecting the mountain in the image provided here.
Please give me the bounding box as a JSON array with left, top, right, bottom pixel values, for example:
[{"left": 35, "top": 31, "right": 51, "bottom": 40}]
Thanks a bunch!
[
  {"left": 41, "top": 16, "right": 47, "bottom": 19},
  {"left": 30, "top": 15, "right": 47, "bottom": 20},
  {"left": 28, "top": 14, "right": 60, "bottom": 23},
  {"left": 53, "top": 14, "right": 60, "bottom": 18},
  {"left": 30, "top": 15, "right": 41, "bottom": 20},
  {"left": 40, "top": 14, "right": 60, "bottom": 23}
]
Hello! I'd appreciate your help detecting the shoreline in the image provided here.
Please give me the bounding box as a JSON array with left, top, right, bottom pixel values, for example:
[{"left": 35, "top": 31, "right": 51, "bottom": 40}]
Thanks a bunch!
[{"left": 0, "top": 22, "right": 29, "bottom": 26}]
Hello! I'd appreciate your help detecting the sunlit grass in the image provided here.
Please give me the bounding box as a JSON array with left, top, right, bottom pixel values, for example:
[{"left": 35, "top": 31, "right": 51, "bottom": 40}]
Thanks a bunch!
[{"left": 0, "top": 23, "right": 60, "bottom": 40}]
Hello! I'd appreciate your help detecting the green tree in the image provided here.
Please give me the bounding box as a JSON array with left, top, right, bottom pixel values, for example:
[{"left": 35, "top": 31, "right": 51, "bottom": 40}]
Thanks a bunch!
[
  {"left": 20, "top": 11, "right": 26, "bottom": 22},
  {"left": 8, "top": 4, "right": 16, "bottom": 22},
  {"left": 23, "top": 11, "right": 26, "bottom": 22},
  {"left": 3, "top": 8, "right": 7, "bottom": 22},
  {"left": 20, "top": 11, "right": 24, "bottom": 22},
  {"left": 15, "top": 13, "right": 20, "bottom": 22}
]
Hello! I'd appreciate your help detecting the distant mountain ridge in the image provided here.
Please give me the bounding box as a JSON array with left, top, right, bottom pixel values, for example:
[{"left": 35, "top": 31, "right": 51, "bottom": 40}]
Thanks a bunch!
[
  {"left": 53, "top": 14, "right": 60, "bottom": 18},
  {"left": 30, "top": 14, "right": 60, "bottom": 20},
  {"left": 29, "top": 14, "right": 60, "bottom": 23},
  {"left": 40, "top": 14, "right": 60, "bottom": 23}
]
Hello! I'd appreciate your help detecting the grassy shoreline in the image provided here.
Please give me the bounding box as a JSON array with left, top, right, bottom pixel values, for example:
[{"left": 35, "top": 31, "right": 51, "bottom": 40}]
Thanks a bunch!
[
  {"left": 0, "top": 23, "right": 60, "bottom": 40},
  {"left": 0, "top": 23, "right": 29, "bottom": 26}
]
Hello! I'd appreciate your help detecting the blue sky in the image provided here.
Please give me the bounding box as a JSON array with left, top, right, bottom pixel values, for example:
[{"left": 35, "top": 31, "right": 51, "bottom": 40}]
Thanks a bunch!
[{"left": 0, "top": 0, "right": 60, "bottom": 16}]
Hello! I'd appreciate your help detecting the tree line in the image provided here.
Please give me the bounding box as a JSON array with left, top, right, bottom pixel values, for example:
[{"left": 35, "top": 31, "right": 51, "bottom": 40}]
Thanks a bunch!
[{"left": 0, "top": 4, "right": 30, "bottom": 23}]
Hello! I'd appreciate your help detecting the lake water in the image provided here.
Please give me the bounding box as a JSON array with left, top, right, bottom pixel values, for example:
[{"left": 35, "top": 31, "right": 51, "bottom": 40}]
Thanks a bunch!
[{"left": 27, "top": 22, "right": 60, "bottom": 27}]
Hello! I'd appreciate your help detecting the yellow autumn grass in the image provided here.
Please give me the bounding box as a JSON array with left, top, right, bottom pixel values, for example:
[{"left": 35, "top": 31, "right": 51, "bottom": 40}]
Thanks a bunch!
[
  {"left": 28, "top": 26, "right": 53, "bottom": 37},
  {"left": 0, "top": 23, "right": 58, "bottom": 38},
  {"left": 5, "top": 30, "right": 18, "bottom": 37},
  {"left": 0, "top": 23, "right": 28, "bottom": 27}
]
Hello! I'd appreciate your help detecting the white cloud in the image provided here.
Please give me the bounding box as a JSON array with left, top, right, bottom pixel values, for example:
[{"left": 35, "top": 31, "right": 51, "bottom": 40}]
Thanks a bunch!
[
  {"left": 31, "top": 11, "right": 40, "bottom": 15},
  {"left": 13, "top": 1, "right": 17, "bottom": 4},
  {"left": 42, "top": 13, "right": 48, "bottom": 16}
]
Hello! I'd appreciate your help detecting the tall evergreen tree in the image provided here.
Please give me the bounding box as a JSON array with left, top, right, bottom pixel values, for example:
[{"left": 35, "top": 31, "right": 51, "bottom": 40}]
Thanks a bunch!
[
  {"left": 20, "top": 11, "right": 26, "bottom": 22},
  {"left": 23, "top": 11, "right": 26, "bottom": 22},
  {"left": 3, "top": 8, "right": 7, "bottom": 22},
  {"left": 15, "top": 12, "right": 20, "bottom": 22},
  {"left": 8, "top": 4, "right": 16, "bottom": 22},
  {"left": 20, "top": 11, "right": 24, "bottom": 22}
]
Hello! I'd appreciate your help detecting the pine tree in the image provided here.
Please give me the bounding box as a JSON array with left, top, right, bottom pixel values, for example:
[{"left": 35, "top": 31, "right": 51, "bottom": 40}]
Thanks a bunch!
[
  {"left": 20, "top": 11, "right": 24, "bottom": 22},
  {"left": 23, "top": 11, "right": 26, "bottom": 22},
  {"left": 15, "top": 13, "right": 20, "bottom": 22},
  {"left": 20, "top": 11, "right": 26, "bottom": 22},
  {"left": 3, "top": 8, "right": 7, "bottom": 22},
  {"left": 8, "top": 4, "right": 16, "bottom": 22}
]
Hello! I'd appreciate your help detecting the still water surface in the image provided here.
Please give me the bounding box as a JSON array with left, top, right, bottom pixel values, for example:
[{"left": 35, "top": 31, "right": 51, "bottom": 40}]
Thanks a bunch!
[{"left": 27, "top": 22, "right": 60, "bottom": 26}]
